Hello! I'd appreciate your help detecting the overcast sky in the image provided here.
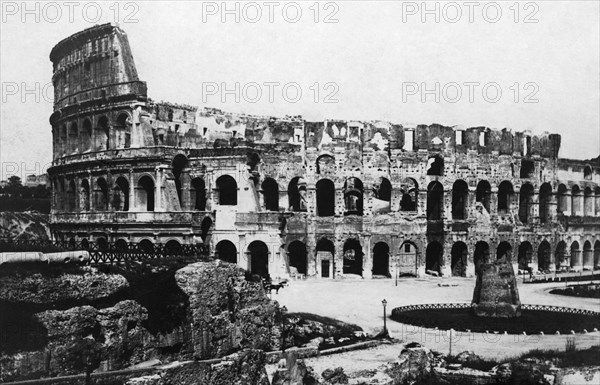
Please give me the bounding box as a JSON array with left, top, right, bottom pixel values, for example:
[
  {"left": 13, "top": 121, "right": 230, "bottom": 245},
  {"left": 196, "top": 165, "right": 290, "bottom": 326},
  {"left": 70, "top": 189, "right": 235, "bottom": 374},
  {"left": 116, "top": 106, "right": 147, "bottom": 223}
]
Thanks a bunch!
[{"left": 1, "top": 0, "right": 599, "bottom": 179}]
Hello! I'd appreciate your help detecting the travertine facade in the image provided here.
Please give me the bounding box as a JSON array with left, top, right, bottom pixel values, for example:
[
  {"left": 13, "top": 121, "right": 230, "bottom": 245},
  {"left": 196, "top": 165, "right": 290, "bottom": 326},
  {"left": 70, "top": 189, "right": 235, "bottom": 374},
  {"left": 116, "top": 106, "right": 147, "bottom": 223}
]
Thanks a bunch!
[{"left": 48, "top": 24, "right": 600, "bottom": 279}]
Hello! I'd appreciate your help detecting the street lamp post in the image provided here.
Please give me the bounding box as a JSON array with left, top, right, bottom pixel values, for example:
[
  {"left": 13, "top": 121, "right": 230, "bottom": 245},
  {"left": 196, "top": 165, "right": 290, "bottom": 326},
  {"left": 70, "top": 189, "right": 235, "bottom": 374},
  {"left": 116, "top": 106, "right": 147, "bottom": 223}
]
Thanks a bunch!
[{"left": 382, "top": 299, "right": 387, "bottom": 336}]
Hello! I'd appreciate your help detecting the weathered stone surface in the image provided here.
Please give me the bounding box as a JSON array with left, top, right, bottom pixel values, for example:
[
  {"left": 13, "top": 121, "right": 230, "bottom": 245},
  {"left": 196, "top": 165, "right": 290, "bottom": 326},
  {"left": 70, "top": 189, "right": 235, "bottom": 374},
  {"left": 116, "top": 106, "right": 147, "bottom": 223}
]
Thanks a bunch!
[
  {"left": 0, "top": 211, "right": 50, "bottom": 240},
  {"left": 321, "top": 367, "right": 349, "bottom": 384},
  {"left": 385, "top": 344, "right": 435, "bottom": 385},
  {"left": 175, "top": 261, "right": 282, "bottom": 359},
  {"left": 472, "top": 257, "right": 521, "bottom": 318},
  {"left": 272, "top": 351, "right": 320, "bottom": 385},
  {"left": 143, "top": 349, "right": 271, "bottom": 385},
  {"left": 0, "top": 266, "right": 128, "bottom": 306}
]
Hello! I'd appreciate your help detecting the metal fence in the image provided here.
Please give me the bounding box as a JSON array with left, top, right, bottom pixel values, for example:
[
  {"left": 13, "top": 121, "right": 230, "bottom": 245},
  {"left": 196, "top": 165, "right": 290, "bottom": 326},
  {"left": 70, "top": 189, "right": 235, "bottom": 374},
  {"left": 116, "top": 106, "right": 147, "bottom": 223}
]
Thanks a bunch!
[{"left": 0, "top": 238, "right": 208, "bottom": 265}]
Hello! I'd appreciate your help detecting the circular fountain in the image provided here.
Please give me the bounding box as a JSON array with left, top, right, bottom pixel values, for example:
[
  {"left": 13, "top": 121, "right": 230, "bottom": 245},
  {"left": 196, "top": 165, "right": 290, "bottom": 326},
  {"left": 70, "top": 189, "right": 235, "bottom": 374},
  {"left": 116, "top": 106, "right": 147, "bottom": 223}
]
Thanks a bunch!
[{"left": 391, "top": 257, "right": 600, "bottom": 334}]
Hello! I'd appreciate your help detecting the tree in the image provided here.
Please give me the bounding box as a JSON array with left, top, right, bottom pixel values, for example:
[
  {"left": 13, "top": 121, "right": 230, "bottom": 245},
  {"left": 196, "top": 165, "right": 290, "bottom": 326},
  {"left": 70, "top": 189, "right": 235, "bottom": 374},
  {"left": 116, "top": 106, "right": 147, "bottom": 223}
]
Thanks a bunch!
[{"left": 8, "top": 176, "right": 21, "bottom": 187}]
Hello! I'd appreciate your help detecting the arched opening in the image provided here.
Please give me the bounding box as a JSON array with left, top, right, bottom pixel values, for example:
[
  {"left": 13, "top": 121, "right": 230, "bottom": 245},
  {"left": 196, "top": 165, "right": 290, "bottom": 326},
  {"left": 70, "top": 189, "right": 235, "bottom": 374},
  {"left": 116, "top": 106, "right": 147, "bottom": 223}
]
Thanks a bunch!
[
  {"left": 316, "top": 179, "right": 335, "bottom": 217},
  {"left": 584, "top": 187, "right": 593, "bottom": 216},
  {"left": 519, "top": 183, "right": 534, "bottom": 223},
  {"left": 288, "top": 177, "right": 307, "bottom": 212},
  {"left": 137, "top": 175, "right": 155, "bottom": 212},
  {"left": 398, "top": 241, "right": 419, "bottom": 277},
  {"left": 95, "top": 178, "right": 109, "bottom": 211},
  {"left": 172, "top": 154, "right": 188, "bottom": 208},
  {"left": 400, "top": 178, "right": 418, "bottom": 212},
  {"left": 343, "top": 177, "right": 363, "bottom": 216},
  {"left": 247, "top": 152, "right": 261, "bottom": 173},
  {"left": 68, "top": 122, "right": 78, "bottom": 153},
  {"left": 583, "top": 241, "right": 593, "bottom": 270},
  {"left": 474, "top": 241, "right": 490, "bottom": 272},
  {"left": 216, "top": 240, "right": 237, "bottom": 263},
  {"left": 115, "top": 239, "right": 128, "bottom": 253},
  {"left": 80, "top": 179, "right": 90, "bottom": 211},
  {"left": 67, "top": 180, "right": 76, "bottom": 211},
  {"left": 80, "top": 239, "right": 90, "bottom": 250},
  {"left": 113, "top": 176, "right": 129, "bottom": 211},
  {"left": 452, "top": 180, "right": 469, "bottom": 219},
  {"left": 200, "top": 217, "right": 212, "bottom": 243},
  {"left": 316, "top": 154, "right": 335, "bottom": 174},
  {"left": 557, "top": 184, "right": 568, "bottom": 214},
  {"left": 555, "top": 241, "right": 567, "bottom": 271},
  {"left": 116, "top": 113, "right": 131, "bottom": 148},
  {"left": 95, "top": 116, "right": 110, "bottom": 151},
  {"left": 138, "top": 239, "right": 154, "bottom": 254},
  {"left": 261, "top": 178, "right": 279, "bottom": 211},
  {"left": 497, "top": 181, "right": 514, "bottom": 214},
  {"left": 288, "top": 240, "right": 307, "bottom": 275},
  {"left": 571, "top": 185, "right": 582, "bottom": 215},
  {"left": 427, "top": 155, "right": 444, "bottom": 176},
  {"left": 165, "top": 240, "right": 182, "bottom": 256},
  {"left": 372, "top": 242, "right": 390, "bottom": 277},
  {"left": 476, "top": 180, "right": 492, "bottom": 214},
  {"left": 190, "top": 177, "right": 206, "bottom": 211},
  {"left": 343, "top": 239, "right": 363, "bottom": 276},
  {"left": 373, "top": 177, "right": 392, "bottom": 213},
  {"left": 316, "top": 238, "right": 335, "bottom": 278},
  {"left": 427, "top": 181, "right": 443, "bottom": 220},
  {"left": 425, "top": 241, "right": 443, "bottom": 275},
  {"left": 594, "top": 241, "right": 600, "bottom": 269},
  {"left": 82, "top": 119, "right": 92, "bottom": 152},
  {"left": 375, "top": 178, "right": 392, "bottom": 202},
  {"left": 584, "top": 165, "right": 593, "bottom": 180},
  {"left": 518, "top": 242, "right": 533, "bottom": 271},
  {"left": 248, "top": 241, "right": 269, "bottom": 278},
  {"left": 451, "top": 242, "right": 468, "bottom": 277},
  {"left": 539, "top": 183, "right": 552, "bottom": 223},
  {"left": 570, "top": 241, "right": 582, "bottom": 269},
  {"left": 520, "top": 159, "right": 535, "bottom": 178},
  {"left": 537, "top": 241, "right": 551, "bottom": 272},
  {"left": 96, "top": 237, "right": 109, "bottom": 252},
  {"left": 496, "top": 241, "right": 513, "bottom": 261},
  {"left": 216, "top": 175, "right": 237, "bottom": 205}
]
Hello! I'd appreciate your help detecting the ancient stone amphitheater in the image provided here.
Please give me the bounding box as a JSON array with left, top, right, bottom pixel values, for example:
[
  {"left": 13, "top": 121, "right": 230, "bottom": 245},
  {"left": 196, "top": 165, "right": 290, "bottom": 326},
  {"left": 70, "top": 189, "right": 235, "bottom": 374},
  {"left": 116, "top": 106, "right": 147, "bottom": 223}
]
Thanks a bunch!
[{"left": 48, "top": 24, "right": 600, "bottom": 279}]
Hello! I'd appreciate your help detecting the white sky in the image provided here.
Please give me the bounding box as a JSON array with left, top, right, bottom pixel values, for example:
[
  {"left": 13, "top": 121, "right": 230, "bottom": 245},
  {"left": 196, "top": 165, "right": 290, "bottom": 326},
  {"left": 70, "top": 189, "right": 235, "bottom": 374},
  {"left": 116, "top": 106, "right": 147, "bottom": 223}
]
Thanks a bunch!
[{"left": 1, "top": 0, "right": 599, "bottom": 179}]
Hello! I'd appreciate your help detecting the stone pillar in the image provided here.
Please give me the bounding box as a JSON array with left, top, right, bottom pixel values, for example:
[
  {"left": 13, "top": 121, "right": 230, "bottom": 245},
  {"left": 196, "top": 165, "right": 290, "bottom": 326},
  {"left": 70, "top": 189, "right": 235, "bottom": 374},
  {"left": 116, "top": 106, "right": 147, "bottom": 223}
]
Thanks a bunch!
[
  {"left": 128, "top": 169, "right": 134, "bottom": 211},
  {"left": 87, "top": 173, "right": 93, "bottom": 212},
  {"left": 564, "top": 192, "right": 572, "bottom": 216},
  {"left": 182, "top": 171, "right": 191, "bottom": 211},
  {"left": 155, "top": 167, "right": 162, "bottom": 212},
  {"left": 334, "top": 237, "right": 344, "bottom": 278},
  {"left": 490, "top": 187, "right": 498, "bottom": 217},
  {"left": 306, "top": 236, "right": 317, "bottom": 277},
  {"left": 442, "top": 242, "right": 452, "bottom": 277},
  {"left": 549, "top": 248, "right": 556, "bottom": 272},
  {"left": 363, "top": 235, "right": 372, "bottom": 279}
]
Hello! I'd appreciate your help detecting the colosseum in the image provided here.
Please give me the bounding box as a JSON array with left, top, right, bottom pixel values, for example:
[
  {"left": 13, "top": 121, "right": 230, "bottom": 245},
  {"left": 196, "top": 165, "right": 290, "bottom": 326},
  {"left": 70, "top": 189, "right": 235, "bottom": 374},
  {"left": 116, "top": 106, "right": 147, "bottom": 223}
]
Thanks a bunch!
[{"left": 48, "top": 24, "right": 600, "bottom": 280}]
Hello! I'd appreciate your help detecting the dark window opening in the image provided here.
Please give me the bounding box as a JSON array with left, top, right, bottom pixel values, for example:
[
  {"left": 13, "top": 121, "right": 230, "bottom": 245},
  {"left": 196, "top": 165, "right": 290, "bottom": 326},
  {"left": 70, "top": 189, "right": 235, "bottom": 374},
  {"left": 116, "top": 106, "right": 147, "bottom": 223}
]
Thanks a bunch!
[{"left": 216, "top": 175, "right": 237, "bottom": 205}]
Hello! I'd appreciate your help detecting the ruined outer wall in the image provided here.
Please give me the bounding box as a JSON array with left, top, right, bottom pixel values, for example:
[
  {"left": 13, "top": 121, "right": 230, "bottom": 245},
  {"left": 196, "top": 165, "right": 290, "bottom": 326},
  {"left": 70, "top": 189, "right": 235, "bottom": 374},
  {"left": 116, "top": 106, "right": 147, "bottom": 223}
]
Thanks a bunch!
[{"left": 47, "top": 25, "right": 600, "bottom": 280}]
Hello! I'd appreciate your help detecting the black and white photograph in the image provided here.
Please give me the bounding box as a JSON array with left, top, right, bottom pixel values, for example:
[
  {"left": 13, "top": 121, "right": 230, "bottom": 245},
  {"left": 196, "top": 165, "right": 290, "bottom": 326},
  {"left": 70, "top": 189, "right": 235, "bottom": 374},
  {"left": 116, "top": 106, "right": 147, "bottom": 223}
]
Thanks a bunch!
[{"left": 1, "top": 1, "right": 599, "bottom": 384}]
